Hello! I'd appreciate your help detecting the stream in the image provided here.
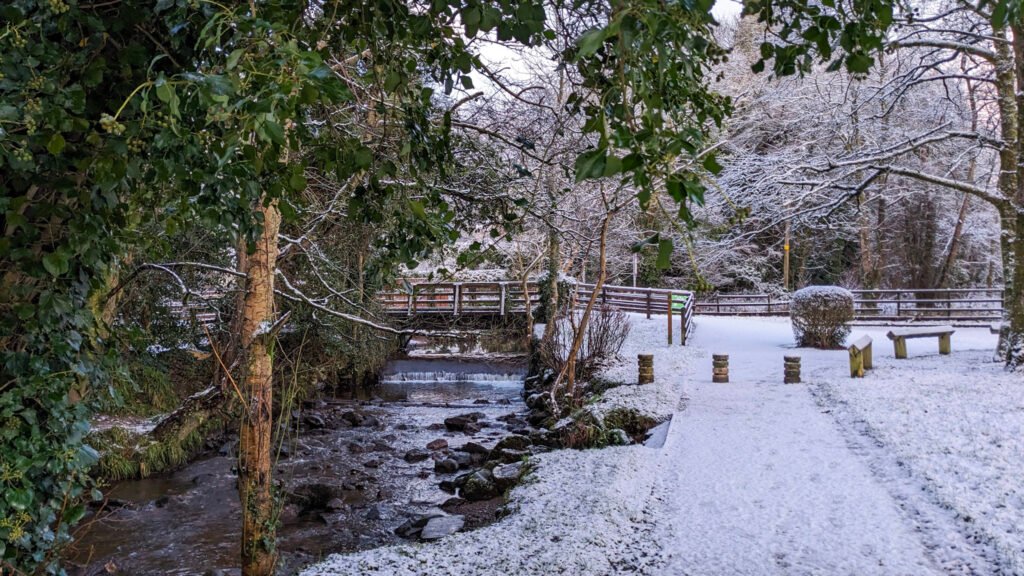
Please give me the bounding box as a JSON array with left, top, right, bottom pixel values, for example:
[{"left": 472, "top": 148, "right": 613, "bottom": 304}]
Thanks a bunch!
[{"left": 69, "top": 352, "right": 529, "bottom": 575}]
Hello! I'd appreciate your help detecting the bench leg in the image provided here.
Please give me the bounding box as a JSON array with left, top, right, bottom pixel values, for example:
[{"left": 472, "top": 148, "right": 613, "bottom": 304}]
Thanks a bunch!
[
  {"left": 864, "top": 344, "right": 873, "bottom": 370},
  {"left": 939, "top": 334, "right": 951, "bottom": 355},
  {"left": 893, "top": 338, "right": 907, "bottom": 359}
]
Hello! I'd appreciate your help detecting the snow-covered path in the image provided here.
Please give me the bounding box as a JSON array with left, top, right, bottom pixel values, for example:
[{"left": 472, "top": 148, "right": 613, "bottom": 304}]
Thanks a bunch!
[
  {"left": 649, "top": 317, "right": 939, "bottom": 574},
  {"left": 648, "top": 317, "right": 999, "bottom": 575}
]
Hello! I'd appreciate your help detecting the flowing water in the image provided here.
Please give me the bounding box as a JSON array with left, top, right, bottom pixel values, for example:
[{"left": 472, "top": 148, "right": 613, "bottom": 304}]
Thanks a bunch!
[{"left": 70, "top": 352, "right": 528, "bottom": 576}]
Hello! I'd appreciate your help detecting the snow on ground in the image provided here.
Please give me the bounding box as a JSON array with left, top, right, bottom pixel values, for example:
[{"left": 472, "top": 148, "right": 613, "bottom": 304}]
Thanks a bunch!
[
  {"left": 652, "top": 317, "right": 1009, "bottom": 575},
  {"left": 808, "top": 326, "right": 1024, "bottom": 573},
  {"left": 304, "top": 315, "right": 1022, "bottom": 576},
  {"left": 302, "top": 315, "right": 691, "bottom": 576}
]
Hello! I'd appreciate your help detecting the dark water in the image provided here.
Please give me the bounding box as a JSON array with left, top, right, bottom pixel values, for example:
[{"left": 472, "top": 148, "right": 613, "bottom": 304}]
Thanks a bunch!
[{"left": 70, "top": 356, "right": 527, "bottom": 576}]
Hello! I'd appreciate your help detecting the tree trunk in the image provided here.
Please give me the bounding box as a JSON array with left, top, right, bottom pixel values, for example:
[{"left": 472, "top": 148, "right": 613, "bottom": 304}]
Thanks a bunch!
[
  {"left": 991, "top": 27, "right": 1022, "bottom": 368},
  {"left": 541, "top": 180, "right": 560, "bottom": 344},
  {"left": 1000, "top": 24, "right": 1024, "bottom": 369},
  {"left": 238, "top": 199, "right": 282, "bottom": 575},
  {"left": 563, "top": 217, "right": 610, "bottom": 396}
]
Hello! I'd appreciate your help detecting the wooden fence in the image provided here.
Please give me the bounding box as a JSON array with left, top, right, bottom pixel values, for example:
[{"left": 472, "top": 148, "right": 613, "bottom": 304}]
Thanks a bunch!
[
  {"left": 377, "top": 282, "right": 541, "bottom": 316},
  {"left": 696, "top": 288, "right": 1004, "bottom": 322},
  {"left": 378, "top": 281, "right": 696, "bottom": 345}
]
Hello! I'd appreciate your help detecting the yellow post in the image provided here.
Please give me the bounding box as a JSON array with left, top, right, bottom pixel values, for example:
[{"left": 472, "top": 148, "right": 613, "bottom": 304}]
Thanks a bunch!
[
  {"left": 783, "top": 219, "right": 791, "bottom": 291},
  {"left": 849, "top": 347, "right": 864, "bottom": 378}
]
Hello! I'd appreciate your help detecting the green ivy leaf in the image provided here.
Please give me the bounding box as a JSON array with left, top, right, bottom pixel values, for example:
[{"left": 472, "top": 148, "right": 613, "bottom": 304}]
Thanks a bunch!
[
  {"left": 46, "top": 134, "right": 66, "bottom": 155},
  {"left": 656, "top": 238, "right": 673, "bottom": 269},
  {"left": 701, "top": 154, "right": 723, "bottom": 175},
  {"left": 42, "top": 252, "right": 68, "bottom": 277},
  {"left": 576, "top": 28, "right": 607, "bottom": 58},
  {"left": 409, "top": 199, "right": 428, "bottom": 220},
  {"left": 845, "top": 52, "right": 873, "bottom": 74},
  {"left": 574, "top": 148, "right": 607, "bottom": 181}
]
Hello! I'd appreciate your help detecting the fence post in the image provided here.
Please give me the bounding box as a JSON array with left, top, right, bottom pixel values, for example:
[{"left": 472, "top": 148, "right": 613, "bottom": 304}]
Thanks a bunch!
[
  {"left": 453, "top": 283, "right": 461, "bottom": 316},
  {"left": 646, "top": 291, "right": 652, "bottom": 319},
  {"left": 499, "top": 283, "right": 506, "bottom": 316},
  {"left": 767, "top": 294, "right": 772, "bottom": 314},
  {"left": 680, "top": 302, "right": 685, "bottom": 346},
  {"left": 896, "top": 291, "right": 901, "bottom": 318},
  {"left": 946, "top": 290, "right": 952, "bottom": 319},
  {"left": 667, "top": 296, "right": 673, "bottom": 346}
]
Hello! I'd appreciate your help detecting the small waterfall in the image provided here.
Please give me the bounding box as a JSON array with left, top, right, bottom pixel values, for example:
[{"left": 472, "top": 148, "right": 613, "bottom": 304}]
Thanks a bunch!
[{"left": 380, "top": 371, "right": 525, "bottom": 385}]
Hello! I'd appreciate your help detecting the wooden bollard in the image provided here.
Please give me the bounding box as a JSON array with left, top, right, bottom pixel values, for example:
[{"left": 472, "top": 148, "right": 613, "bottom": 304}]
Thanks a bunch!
[
  {"left": 637, "top": 354, "right": 654, "bottom": 384},
  {"left": 783, "top": 356, "right": 801, "bottom": 384},
  {"left": 712, "top": 354, "right": 729, "bottom": 383}
]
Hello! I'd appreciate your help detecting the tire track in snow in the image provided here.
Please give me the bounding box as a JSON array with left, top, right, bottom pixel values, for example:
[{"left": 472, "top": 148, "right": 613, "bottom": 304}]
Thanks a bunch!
[{"left": 810, "top": 380, "right": 1006, "bottom": 575}]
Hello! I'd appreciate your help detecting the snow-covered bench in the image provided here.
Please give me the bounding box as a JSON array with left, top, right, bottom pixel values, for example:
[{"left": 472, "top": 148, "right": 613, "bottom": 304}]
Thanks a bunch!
[
  {"left": 848, "top": 335, "right": 873, "bottom": 378},
  {"left": 886, "top": 325, "right": 955, "bottom": 359}
]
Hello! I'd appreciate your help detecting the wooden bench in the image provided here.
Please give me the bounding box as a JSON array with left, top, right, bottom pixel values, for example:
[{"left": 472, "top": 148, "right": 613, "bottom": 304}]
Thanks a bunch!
[
  {"left": 886, "top": 325, "right": 955, "bottom": 359},
  {"left": 848, "top": 335, "right": 873, "bottom": 378}
]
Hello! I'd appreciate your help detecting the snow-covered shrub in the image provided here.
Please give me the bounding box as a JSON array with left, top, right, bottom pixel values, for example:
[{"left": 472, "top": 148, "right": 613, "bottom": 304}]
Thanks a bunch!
[
  {"left": 790, "top": 286, "right": 854, "bottom": 348},
  {"left": 539, "top": 304, "right": 630, "bottom": 382}
]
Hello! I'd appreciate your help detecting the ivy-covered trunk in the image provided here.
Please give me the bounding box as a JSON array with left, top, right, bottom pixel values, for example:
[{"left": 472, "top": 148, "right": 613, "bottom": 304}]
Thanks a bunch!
[
  {"left": 238, "top": 199, "right": 281, "bottom": 575},
  {"left": 1006, "top": 24, "right": 1024, "bottom": 370}
]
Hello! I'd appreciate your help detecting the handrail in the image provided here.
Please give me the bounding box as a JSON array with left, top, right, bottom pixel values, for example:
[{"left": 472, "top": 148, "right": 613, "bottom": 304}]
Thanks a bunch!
[{"left": 378, "top": 280, "right": 696, "bottom": 345}]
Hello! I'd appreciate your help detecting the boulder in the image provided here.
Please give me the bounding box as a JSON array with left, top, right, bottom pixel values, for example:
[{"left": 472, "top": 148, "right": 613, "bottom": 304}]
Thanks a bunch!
[
  {"left": 403, "top": 449, "right": 431, "bottom": 463},
  {"left": 302, "top": 413, "right": 327, "bottom": 429},
  {"left": 487, "top": 448, "right": 529, "bottom": 465},
  {"left": 529, "top": 430, "right": 559, "bottom": 448},
  {"left": 370, "top": 440, "right": 394, "bottom": 452},
  {"left": 420, "top": 515, "right": 465, "bottom": 541},
  {"left": 492, "top": 462, "right": 524, "bottom": 488},
  {"left": 434, "top": 458, "right": 459, "bottom": 474},
  {"left": 451, "top": 452, "right": 473, "bottom": 469},
  {"left": 426, "top": 438, "right": 448, "bottom": 451},
  {"left": 444, "top": 412, "right": 486, "bottom": 431},
  {"left": 443, "top": 416, "right": 473, "bottom": 431},
  {"left": 461, "top": 469, "right": 500, "bottom": 501},
  {"left": 340, "top": 410, "right": 365, "bottom": 426},
  {"left": 456, "top": 441, "right": 489, "bottom": 455},
  {"left": 494, "top": 434, "right": 531, "bottom": 451},
  {"left": 393, "top": 513, "right": 443, "bottom": 539}
]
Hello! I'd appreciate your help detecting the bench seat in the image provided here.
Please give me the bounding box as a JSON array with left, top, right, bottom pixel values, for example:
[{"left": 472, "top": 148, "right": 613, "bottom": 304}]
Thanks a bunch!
[{"left": 886, "top": 325, "right": 955, "bottom": 358}]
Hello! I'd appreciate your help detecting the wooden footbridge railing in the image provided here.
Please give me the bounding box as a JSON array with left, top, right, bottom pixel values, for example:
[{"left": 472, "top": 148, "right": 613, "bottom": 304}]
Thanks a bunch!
[{"left": 378, "top": 281, "right": 696, "bottom": 345}]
